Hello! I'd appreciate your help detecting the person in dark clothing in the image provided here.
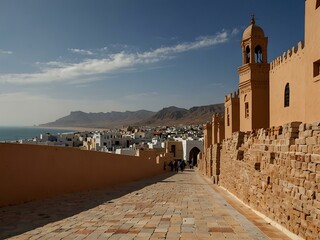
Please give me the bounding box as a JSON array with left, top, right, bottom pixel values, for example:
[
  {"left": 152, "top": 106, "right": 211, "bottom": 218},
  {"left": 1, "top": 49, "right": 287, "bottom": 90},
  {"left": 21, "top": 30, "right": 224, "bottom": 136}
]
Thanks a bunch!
[
  {"left": 168, "top": 160, "right": 174, "bottom": 172},
  {"left": 179, "top": 160, "right": 185, "bottom": 172},
  {"left": 174, "top": 160, "right": 179, "bottom": 172}
]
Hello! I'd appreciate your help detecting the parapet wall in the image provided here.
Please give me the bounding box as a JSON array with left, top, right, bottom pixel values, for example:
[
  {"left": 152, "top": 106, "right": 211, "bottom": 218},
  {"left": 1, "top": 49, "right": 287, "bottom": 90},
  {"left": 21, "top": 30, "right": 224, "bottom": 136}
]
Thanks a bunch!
[
  {"left": 270, "top": 41, "right": 304, "bottom": 70},
  {"left": 219, "top": 122, "right": 320, "bottom": 239},
  {"left": 0, "top": 143, "right": 168, "bottom": 207}
]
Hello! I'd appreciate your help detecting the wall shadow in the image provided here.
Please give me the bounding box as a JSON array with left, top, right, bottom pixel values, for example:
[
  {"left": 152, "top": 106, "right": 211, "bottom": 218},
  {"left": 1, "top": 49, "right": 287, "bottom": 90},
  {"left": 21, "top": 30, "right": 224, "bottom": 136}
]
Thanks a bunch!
[{"left": 0, "top": 171, "right": 175, "bottom": 239}]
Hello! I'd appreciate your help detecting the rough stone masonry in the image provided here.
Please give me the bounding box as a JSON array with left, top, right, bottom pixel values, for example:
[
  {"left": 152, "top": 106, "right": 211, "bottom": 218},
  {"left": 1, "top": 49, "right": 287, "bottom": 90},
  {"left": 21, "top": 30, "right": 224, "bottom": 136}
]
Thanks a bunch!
[{"left": 199, "top": 121, "right": 320, "bottom": 240}]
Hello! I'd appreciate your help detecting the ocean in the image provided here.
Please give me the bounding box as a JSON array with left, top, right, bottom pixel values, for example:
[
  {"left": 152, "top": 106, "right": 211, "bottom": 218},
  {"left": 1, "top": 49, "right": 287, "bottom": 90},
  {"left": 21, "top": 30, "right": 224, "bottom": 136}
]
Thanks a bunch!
[{"left": 0, "top": 126, "right": 75, "bottom": 142}]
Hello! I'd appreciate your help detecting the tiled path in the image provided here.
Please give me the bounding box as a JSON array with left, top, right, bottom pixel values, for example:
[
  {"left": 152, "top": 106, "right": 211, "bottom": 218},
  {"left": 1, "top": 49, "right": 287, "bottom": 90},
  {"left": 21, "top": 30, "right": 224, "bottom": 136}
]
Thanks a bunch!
[{"left": 0, "top": 170, "right": 291, "bottom": 240}]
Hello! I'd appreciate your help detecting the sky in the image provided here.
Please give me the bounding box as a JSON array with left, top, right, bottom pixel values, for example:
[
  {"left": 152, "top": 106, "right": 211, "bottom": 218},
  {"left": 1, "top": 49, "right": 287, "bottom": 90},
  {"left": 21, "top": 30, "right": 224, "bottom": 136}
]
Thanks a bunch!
[{"left": 0, "top": 0, "right": 305, "bottom": 126}]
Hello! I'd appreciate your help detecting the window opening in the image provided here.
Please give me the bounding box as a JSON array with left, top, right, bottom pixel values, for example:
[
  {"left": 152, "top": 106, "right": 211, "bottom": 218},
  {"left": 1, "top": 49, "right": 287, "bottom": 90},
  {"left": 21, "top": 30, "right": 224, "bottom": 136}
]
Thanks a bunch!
[
  {"left": 313, "top": 60, "right": 320, "bottom": 77},
  {"left": 245, "top": 46, "right": 250, "bottom": 63},
  {"left": 171, "top": 145, "right": 176, "bottom": 157},
  {"left": 227, "top": 108, "right": 230, "bottom": 126},
  {"left": 284, "top": 83, "right": 290, "bottom": 107},
  {"left": 254, "top": 45, "right": 263, "bottom": 63},
  {"left": 245, "top": 102, "right": 249, "bottom": 118}
]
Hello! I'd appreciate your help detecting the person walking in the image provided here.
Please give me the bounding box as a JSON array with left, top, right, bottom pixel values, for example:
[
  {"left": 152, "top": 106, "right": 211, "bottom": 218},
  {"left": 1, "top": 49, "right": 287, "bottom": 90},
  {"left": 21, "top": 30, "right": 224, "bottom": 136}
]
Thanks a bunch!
[
  {"left": 174, "top": 160, "right": 179, "bottom": 172},
  {"left": 168, "top": 160, "right": 174, "bottom": 172},
  {"left": 180, "top": 160, "right": 185, "bottom": 172}
]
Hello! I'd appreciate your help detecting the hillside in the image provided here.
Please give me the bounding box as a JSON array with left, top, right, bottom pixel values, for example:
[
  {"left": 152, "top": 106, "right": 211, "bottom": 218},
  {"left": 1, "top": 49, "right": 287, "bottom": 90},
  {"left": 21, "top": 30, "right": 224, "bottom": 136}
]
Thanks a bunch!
[
  {"left": 40, "top": 103, "right": 224, "bottom": 128},
  {"left": 40, "top": 110, "right": 155, "bottom": 129},
  {"left": 140, "top": 104, "right": 224, "bottom": 126}
]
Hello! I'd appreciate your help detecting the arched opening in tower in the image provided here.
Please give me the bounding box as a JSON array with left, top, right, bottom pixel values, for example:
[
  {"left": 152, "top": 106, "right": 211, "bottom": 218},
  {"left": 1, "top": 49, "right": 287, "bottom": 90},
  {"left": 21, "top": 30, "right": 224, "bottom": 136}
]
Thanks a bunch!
[
  {"left": 254, "top": 45, "right": 263, "bottom": 63},
  {"left": 245, "top": 46, "right": 250, "bottom": 63}
]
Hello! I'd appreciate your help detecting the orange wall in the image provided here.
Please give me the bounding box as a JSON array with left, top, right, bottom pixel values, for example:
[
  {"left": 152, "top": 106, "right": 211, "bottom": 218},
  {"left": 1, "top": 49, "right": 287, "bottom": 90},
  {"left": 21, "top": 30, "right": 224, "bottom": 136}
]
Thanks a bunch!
[
  {"left": 270, "top": 0, "right": 320, "bottom": 126},
  {"left": 305, "top": 0, "right": 320, "bottom": 122},
  {"left": 166, "top": 141, "right": 183, "bottom": 160},
  {"left": 252, "top": 83, "right": 269, "bottom": 129},
  {"left": 239, "top": 89, "right": 252, "bottom": 131},
  {"left": 0, "top": 143, "right": 165, "bottom": 207},
  {"left": 270, "top": 45, "right": 306, "bottom": 127}
]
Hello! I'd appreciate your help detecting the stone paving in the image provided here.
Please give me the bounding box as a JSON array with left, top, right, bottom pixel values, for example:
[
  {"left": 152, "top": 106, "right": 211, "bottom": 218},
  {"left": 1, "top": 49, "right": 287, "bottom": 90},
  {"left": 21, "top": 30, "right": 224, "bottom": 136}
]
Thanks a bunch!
[{"left": 0, "top": 170, "right": 291, "bottom": 240}]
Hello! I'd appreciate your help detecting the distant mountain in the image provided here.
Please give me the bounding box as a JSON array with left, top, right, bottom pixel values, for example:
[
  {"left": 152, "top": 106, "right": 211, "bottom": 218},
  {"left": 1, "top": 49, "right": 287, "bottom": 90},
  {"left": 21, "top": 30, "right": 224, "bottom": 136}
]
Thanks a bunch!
[
  {"left": 40, "top": 103, "right": 224, "bottom": 128},
  {"left": 40, "top": 110, "right": 156, "bottom": 129},
  {"left": 151, "top": 106, "right": 188, "bottom": 120},
  {"left": 139, "top": 103, "right": 224, "bottom": 126}
]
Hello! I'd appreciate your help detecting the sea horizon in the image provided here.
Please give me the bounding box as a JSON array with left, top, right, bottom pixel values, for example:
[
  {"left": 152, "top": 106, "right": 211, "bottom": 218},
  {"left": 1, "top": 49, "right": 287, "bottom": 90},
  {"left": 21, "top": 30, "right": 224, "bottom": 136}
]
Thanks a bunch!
[{"left": 0, "top": 126, "right": 76, "bottom": 142}]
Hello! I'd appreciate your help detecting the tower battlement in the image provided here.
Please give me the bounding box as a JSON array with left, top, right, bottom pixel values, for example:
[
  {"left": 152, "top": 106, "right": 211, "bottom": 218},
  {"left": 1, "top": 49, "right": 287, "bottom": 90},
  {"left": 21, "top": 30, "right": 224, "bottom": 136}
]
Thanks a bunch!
[
  {"left": 270, "top": 41, "right": 304, "bottom": 70},
  {"left": 212, "top": 112, "right": 224, "bottom": 121},
  {"left": 224, "top": 91, "right": 239, "bottom": 102}
]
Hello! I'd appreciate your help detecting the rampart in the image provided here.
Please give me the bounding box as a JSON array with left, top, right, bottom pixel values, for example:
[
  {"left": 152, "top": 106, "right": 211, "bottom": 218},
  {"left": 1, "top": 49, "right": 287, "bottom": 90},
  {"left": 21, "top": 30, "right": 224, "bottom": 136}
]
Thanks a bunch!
[
  {"left": 199, "top": 122, "right": 320, "bottom": 239},
  {"left": 0, "top": 143, "right": 171, "bottom": 207},
  {"left": 270, "top": 41, "right": 305, "bottom": 71}
]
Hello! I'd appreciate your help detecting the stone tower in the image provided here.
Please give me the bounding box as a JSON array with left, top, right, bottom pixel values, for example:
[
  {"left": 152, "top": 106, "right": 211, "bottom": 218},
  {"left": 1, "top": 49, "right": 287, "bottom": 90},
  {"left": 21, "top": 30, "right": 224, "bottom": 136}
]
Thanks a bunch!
[{"left": 238, "top": 16, "right": 270, "bottom": 131}]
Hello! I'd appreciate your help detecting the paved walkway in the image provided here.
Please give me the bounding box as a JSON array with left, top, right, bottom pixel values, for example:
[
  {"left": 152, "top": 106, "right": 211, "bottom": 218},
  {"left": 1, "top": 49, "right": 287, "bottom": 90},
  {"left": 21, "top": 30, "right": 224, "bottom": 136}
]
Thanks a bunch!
[{"left": 0, "top": 170, "right": 291, "bottom": 240}]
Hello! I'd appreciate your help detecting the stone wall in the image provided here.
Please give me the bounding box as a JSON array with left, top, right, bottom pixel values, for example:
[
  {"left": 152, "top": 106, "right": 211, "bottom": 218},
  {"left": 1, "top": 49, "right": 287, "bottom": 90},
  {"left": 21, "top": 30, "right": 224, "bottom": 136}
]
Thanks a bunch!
[
  {"left": 199, "top": 144, "right": 221, "bottom": 184},
  {"left": 199, "top": 122, "right": 320, "bottom": 239}
]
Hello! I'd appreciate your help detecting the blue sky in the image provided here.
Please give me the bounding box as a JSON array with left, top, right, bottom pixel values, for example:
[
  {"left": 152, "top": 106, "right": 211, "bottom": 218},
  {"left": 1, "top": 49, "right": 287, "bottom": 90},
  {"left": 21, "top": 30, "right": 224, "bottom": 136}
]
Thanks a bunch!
[{"left": 0, "top": 0, "right": 304, "bottom": 126}]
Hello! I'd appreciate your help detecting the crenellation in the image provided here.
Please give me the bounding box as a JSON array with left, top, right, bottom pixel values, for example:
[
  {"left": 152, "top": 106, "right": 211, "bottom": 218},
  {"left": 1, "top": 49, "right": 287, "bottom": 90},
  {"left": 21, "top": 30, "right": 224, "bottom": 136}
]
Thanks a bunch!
[
  {"left": 224, "top": 93, "right": 231, "bottom": 102},
  {"left": 224, "top": 90, "right": 239, "bottom": 102},
  {"left": 283, "top": 51, "right": 288, "bottom": 60},
  {"left": 270, "top": 41, "right": 305, "bottom": 70},
  {"left": 298, "top": 40, "right": 304, "bottom": 51},
  {"left": 292, "top": 45, "right": 297, "bottom": 54}
]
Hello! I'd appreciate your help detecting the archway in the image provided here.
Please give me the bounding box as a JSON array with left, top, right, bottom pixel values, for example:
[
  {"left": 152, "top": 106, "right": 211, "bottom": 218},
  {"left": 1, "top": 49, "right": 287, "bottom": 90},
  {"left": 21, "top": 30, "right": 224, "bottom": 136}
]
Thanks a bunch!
[
  {"left": 189, "top": 147, "right": 200, "bottom": 166},
  {"left": 254, "top": 45, "right": 263, "bottom": 63}
]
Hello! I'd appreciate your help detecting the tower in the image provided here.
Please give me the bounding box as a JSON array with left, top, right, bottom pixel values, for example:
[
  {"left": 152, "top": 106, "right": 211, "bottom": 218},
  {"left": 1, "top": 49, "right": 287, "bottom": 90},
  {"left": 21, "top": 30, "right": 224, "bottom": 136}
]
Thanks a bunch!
[
  {"left": 203, "top": 122, "right": 212, "bottom": 149},
  {"left": 238, "top": 16, "right": 270, "bottom": 131},
  {"left": 224, "top": 91, "right": 240, "bottom": 139},
  {"left": 212, "top": 113, "right": 224, "bottom": 144}
]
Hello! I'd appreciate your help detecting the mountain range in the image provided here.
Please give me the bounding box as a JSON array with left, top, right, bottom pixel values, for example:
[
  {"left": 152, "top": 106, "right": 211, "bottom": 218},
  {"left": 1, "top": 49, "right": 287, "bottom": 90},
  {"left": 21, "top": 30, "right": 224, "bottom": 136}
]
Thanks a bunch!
[{"left": 40, "top": 103, "right": 224, "bottom": 129}]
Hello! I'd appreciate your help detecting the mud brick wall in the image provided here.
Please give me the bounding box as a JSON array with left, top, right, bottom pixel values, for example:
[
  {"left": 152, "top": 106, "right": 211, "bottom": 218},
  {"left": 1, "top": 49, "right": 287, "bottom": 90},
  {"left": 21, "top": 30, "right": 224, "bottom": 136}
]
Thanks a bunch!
[{"left": 219, "top": 122, "right": 320, "bottom": 240}]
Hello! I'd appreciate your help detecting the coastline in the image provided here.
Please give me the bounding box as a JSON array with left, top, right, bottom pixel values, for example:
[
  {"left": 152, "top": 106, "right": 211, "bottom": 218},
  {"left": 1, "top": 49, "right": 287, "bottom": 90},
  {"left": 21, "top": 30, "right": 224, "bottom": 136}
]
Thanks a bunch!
[
  {"left": 0, "top": 126, "right": 104, "bottom": 142},
  {"left": 33, "top": 126, "right": 109, "bottom": 132}
]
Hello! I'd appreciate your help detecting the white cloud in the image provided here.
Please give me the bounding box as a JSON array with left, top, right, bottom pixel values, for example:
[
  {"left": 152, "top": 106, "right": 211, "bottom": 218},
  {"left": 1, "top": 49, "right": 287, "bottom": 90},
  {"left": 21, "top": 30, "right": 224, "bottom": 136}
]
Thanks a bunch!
[
  {"left": 68, "top": 48, "right": 94, "bottom": 55},
  {"left": 231, "top": 28, "right": 240, "bottom": 36},
  {"left": 99, "top": 47, "right": 108, "bottom": 52},
  {"left": 35, "top": 61, "right": 68, "bottom": 69},
  {"left": 0, "top": 29, "right": 236, "bottom": 85},
  {"left": 0, "top": 49, "right": 13, "bottom": 55}
]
